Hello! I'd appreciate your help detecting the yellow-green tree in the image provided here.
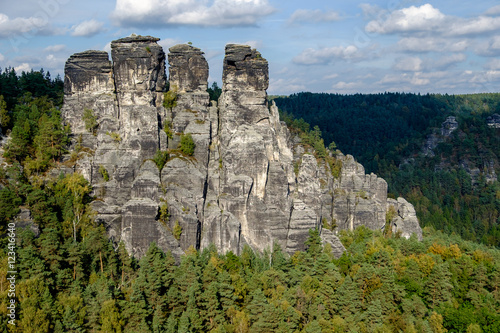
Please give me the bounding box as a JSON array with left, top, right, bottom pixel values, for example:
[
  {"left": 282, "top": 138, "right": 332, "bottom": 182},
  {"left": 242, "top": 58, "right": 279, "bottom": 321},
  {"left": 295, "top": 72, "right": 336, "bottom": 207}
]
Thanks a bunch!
[{"left": 60, "top": 173, "right": 93, "bottom": 242}]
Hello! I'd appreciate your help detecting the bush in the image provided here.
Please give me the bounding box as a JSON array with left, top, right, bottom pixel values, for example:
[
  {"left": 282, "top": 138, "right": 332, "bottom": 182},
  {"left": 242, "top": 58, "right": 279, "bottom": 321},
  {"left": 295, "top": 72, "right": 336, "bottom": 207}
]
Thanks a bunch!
[
  {"left": 152, "top": 150, "right": 169, "bottom": 171},
  {"left": 162, "top": 119, "right": 173, "bottom": 139},
  {"left": 158, "top": 201, "right": 170, "bottom": 225},
  {"left": 106, "top": 131, "right": 121, "bottom": 143},
  {"left": 163, "top": 86, "right": 177, "bottom": 111},
  {"left": 173, "top": 220, "right": 182, "bottom": 240},
  {"left": 82, "top": 108, "right": 98, "bottom": 135},
  {"left": 98, "top": 165, "right": 109, "bottom": 182},
  {"left": 179, "top": 133, "right": 195, "bottom": 156}
]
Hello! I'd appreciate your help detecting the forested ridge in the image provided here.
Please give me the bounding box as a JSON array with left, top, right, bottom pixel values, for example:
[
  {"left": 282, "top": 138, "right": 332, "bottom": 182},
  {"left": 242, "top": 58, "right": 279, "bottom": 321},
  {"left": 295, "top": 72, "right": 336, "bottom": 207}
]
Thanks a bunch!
[
  {"left": 0, "top": 70, "right": 499, "bottom": 332},
  {"left": 275, "top": 92, "right": 500, "bottom": 248}
]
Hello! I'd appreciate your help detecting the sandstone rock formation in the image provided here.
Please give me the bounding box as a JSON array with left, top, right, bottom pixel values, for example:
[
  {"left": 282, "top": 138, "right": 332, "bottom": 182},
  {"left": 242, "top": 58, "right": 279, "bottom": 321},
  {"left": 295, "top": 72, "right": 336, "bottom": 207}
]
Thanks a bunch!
[
  {"left": 487, "top": 114, "right": 500, "bottom": 128},
  {"left": 62, "top": 35, "right": 422, "bottom": 259},
  {"left": 440, "top": 116, "right": 458, "bottom": 137}
]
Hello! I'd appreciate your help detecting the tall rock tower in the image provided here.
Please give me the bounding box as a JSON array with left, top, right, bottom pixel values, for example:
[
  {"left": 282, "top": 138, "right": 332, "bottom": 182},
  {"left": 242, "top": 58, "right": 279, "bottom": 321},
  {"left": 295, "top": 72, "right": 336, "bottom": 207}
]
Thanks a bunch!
[{"left": 62, "top": 36, "right": 421, "bottom": 259}]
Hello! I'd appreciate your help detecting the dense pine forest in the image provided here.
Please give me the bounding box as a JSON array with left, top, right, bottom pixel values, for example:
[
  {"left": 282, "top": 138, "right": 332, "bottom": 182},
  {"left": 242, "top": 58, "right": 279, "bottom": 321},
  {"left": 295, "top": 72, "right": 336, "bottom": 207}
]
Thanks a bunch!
[
  {"left": 0, "top": 71, "right": 499, "bottom": 332},
  {"left": 275, "top": 93, "right": 500, "bottom": 248}
]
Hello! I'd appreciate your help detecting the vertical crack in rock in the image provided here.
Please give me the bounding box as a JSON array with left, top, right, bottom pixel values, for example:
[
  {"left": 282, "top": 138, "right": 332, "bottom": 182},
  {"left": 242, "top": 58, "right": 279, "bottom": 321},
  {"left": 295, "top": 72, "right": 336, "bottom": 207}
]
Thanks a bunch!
[{"left": 61, "top": 36, "right": 422, "bottom": 260}]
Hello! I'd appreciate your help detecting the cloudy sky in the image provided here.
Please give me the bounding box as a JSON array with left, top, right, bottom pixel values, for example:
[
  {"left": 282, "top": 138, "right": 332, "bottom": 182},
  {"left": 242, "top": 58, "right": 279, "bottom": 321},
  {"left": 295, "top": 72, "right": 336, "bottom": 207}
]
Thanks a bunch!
[{"left": 1, "top": 0, "right": 500, "bottom": 94}]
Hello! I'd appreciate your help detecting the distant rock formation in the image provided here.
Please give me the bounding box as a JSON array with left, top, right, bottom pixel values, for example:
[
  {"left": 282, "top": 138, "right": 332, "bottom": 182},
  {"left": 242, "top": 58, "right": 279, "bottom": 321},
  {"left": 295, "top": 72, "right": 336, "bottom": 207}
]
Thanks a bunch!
[
  {"left": 487, "top": 114, "right": 500, "bottom": 128},
  {"left": 62, "top": 35, "right": 422, "bottom": 259},
  {"left": 440, "top": 116, "right": 458, "bottom": 137},
  {"left": 420, "top": 114, "right": 497, "bottom": 184}
]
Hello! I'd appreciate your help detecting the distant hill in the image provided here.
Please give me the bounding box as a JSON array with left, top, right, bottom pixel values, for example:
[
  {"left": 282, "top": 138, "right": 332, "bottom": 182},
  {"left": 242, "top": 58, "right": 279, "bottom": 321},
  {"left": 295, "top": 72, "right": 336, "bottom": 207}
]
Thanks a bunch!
[{"left": 275, "top": 92, "right": 500, "bottom": 247}]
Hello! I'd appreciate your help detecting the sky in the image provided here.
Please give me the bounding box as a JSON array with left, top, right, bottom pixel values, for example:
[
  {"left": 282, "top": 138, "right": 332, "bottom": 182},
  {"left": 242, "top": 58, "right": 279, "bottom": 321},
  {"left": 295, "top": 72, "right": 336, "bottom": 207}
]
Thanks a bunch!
[{"left": 1, "top": 0, "right": 500, "bottom": 95}]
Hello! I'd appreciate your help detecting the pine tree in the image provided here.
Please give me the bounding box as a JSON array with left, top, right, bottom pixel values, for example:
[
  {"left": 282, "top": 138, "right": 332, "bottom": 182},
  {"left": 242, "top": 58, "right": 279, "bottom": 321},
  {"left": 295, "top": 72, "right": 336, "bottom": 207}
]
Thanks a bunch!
[
  {"left": 424, "top": 263, "right": 453, "bottom": 309},
  {"left": 305, "top": 228, "right": 323, "bottom": 259},
  {"left": 0, "top": 95, "right": 9, "bottom": 128},
  {"left": 100, "top": 299, "right": 123, "bottom": 332}
]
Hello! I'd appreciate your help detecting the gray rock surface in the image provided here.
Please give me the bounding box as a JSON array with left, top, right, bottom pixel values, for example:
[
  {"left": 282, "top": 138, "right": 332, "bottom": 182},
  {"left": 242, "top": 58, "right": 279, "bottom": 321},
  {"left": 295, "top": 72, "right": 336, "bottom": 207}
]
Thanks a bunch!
[
  {"left": 62, "top": 36, "right": 422, "bottom": 259},
  {"left": 14, "top": 208, "right": 40, "bottom": 237},
  {"left": 387, "top": 198, "right": 423, "bottom": 240},
  {"left": 487, "top": 114, "right": 500, "bottom": 128},
  {"left": 441, "top": 116, "right": 458, "bottom": 137}
]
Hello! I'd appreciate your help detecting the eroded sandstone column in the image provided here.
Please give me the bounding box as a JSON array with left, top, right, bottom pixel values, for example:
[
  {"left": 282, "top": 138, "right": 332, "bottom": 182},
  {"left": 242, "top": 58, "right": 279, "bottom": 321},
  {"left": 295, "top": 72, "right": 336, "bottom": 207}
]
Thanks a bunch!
[{"left": 62, "top": 50, "right": 116, "bottom": 140}]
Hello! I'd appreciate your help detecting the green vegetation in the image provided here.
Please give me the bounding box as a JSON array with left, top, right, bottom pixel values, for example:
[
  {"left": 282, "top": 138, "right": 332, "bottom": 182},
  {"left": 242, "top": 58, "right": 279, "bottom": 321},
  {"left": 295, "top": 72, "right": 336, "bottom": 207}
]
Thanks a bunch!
[
  {"left": 276, "top": 92, "right": 500, "bottom": 247},
  {"left": 0, "top": 67, "right": 63, "bottom": 109},
  {"left": 152, "top": 150, "right": 169, "bottom": 171},
  {"left": 173, "top": 220, "right": 182, "bottom": 240},
  {"left": 162, "top": 119, "right": 174, "bottom": 139},
  {"left": 82, "top": 108, "right": 98, "bottom": 135},
  {"left": 163, "top": 85, "right": 178, "bottom": 111},
  {"left": 3, "top": 94, "right": 70, "bottom": 175},
  {"left": 0, "top": 95, "right": 10, "bottom": 129},
  {"left": 158, "top": 200, "right": 170, "bottom": 226},
  {"left": 98, "top": 165, "right": 109, "bottom": 182},
  {"left": 106, "top": 131, "right": 122, "bottom": 143},
  {"left": 179, "top": 133, "right": 196, "bottom": 156},
  {"left": 385, "top": 205, "right": 398, "bottom": 238},
  {"left": 1, "top": 221, "right": 498, "bottom": 332},
  {"left": 280, "top": 111, "right": 341, "bottom": 178},
  {"left": 207, "top": 81, "right": 222, "bottom": 102},
  {"left": 322, "top": 217, "right": 337, "bottom": 232}
]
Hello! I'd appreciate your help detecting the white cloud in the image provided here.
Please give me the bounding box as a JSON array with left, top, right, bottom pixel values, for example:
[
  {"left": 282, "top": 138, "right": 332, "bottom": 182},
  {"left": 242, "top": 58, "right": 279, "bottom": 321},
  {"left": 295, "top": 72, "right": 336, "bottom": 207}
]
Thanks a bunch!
[
  {"left": 394, "top": 53, "right": 466, "bottom": 73},
  {"left": 366, "top": 4, "right": 446, "bottom": 34},
  {"left": 71, "top": 19, "right": 105, "bottom": 37},
  {"left": 103, "top": 42, "right": 111, "bottom": 53},
  {"left": 44, "top": 44, "right": 66, "bottom": 53},
  {"left": 431, "top": 53, "right": 466, "bottom": 70},
  {"left": 332, "top": 81, "right": 358, "bottom": 90},
  {"left": 0, "top": 12, "right": 61, "bottom": 38},
  {"left": 15, "top": 63, "right": 31, "bottom": 73},
  {"left": 288, "top": 9, "right": 340, "bottom": 25},
  {"left": 394, "top": 56, "right": 423, "bottom": 72},
  {"left": 469, "top": 70, "right": 500, "bottom": 84},
  {"left": 397, "top": 37, "right": 468, "bottom": 53},
  {"left": 269, "top": 78, "right": 306, "bottom": 94},
  {"left": 366, "top": 3, "right": 500, "bottom": 37},
  {"left": 359, "top": 3, "right": 382, "bottom": 20},
  {"left": 484, "top": 59, "right": 500, "bottom": 70},
  {"left": 378, "top": 72, "right": 430, "bottom": 87},
  {"left": 474, "top": 36, "right": 500, "bottom": 56},
  {"left": 243, "top": 40, "right": 262, "bottom": 49},
  {"left": 323, "top": 73, "right": 339, "bottom": 80},
  {"left": 111, "top": 0, "right": 276, "bottom": 27},
  {"left": 484, "top": 5, "right": 500, "bottom": 16},
  {"left": 0, "top": 53, "right": 4, "bottom": 62},
  {"left": 293, "top": 45, "right": 360, "bottom": 65},
  {"left": 449, "top": 16, "right": 500, "bottom": 36},
  {"left": 158, "top": 38, "right": 183, "bottom": 51}
]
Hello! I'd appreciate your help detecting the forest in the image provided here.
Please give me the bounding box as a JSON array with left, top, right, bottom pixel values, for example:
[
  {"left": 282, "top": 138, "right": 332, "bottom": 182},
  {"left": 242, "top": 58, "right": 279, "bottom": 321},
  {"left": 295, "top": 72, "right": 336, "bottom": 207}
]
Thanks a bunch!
[
  {"left": 0, "top": 70, "right": 498, "bottom": 332},
  {"left": 274, "top": 93, "right": 500, "bottom": 248}
]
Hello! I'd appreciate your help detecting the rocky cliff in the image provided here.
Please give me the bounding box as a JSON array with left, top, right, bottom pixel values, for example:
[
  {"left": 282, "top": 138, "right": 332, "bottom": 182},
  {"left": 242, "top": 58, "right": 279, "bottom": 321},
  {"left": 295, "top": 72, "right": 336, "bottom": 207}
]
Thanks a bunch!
[{"left": 62, "top": 35, "right": 421, "bottom": 259}]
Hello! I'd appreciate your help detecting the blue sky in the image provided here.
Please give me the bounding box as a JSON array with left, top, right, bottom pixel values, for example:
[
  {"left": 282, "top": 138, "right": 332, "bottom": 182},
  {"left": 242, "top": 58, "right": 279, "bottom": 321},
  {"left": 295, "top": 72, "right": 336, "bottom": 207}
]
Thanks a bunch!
[{"left": 1, "top": 0, "right": 500, "bottom": 95}]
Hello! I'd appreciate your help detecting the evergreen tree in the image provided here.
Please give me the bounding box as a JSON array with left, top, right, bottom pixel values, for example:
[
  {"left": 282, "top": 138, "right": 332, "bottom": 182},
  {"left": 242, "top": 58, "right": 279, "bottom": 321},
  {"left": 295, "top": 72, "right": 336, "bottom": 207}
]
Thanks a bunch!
[{"left": 424, "top": 263, "right": 453, "bottom": 309}]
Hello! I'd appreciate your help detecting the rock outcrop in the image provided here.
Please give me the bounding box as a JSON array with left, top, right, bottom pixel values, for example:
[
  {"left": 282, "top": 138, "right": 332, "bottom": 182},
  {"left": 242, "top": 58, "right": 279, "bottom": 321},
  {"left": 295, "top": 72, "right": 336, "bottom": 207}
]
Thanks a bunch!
[
  {"left": 440, "top": 116, "right": 458, "bottom": 137},
  {"left": 62, "top": 35, "right": 422, "bottom": 259},
  {"left": 487, "top": 114, "right": 500, "bottom": 128}
]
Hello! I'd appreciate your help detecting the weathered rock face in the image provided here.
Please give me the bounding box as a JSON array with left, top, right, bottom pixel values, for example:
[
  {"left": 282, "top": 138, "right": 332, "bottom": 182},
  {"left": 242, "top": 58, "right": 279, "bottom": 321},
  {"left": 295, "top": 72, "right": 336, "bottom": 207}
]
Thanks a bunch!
[
  {"left": 441, "top": 116, "right": 458, "bottom": 137},
  {"left": 62, "top": 36, "right": 422, "bottom": 259},
  {"left": 111, "top": 36, "right": 166, "bottom": 107},
  {"left": 387, "top": 198, "right": 422, "bottom": 240},
  {"left": 487, "top": 114, "right": 500, "bottom": 128}
]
